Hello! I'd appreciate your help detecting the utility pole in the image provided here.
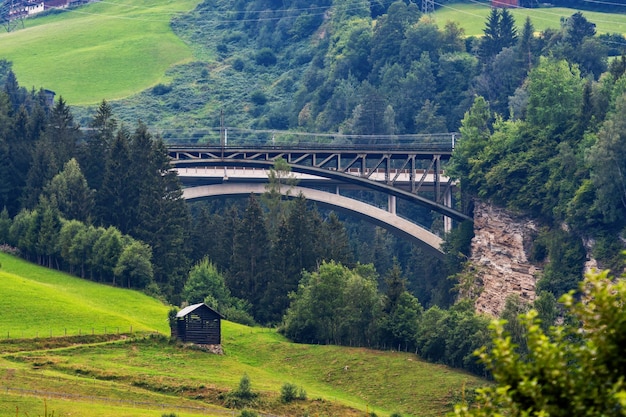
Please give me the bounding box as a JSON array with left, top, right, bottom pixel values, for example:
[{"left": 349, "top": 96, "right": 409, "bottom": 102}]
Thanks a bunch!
[{"left": 422, "top": 0, "right": 434, "bottom": 15}]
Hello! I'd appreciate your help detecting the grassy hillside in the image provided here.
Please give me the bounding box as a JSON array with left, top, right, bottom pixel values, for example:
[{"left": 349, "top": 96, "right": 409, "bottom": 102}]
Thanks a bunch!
[
  {"left": 1, "top": 1, "right": 624, "bottom": 108},
  {"left": 0, "top": 253, "right": 486, "bottom": 416},
  {"left": 432, "top": 3, "right": 626, "bottom": 36},
  {"left": 0, "top": 0, "right": 200, "bottom": 105},
  {"left": 0, "top": 252, "right": 170, "bottom": 337}
]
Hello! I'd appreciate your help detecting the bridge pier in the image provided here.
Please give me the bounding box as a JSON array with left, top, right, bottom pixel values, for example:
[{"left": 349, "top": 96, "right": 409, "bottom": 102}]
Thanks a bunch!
[
  {"left": 443, "top": 188, "right": 452, "bottom": 233},
  {"left": 388, "top": 195, "right": 396, "bottom": 215}
]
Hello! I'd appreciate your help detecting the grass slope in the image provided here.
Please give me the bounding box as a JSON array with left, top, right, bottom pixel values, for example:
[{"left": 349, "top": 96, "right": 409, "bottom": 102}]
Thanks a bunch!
[
  {"left": 433, "top": 3, "right": 626, "bottom": 37},
  {"left": 0, "top": 0, "right": 200, "bottom": 105},
  {"left": 0, "top": 253, "right": 170, "bottom": 337},
  {"left": 0, "top": 253, "right": 486, "bottom": 417}
]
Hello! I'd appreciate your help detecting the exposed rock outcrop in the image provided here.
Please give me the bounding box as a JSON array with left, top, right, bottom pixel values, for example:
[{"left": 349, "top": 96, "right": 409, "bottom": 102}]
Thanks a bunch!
[{"left": 471, "top": 201, "right": 540, "bottom": 317}]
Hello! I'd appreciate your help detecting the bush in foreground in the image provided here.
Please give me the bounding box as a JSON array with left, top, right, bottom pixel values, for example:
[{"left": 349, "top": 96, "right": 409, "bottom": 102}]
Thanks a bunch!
[{"left": 451, "top": 264, "right": 626, "bottom": 416}]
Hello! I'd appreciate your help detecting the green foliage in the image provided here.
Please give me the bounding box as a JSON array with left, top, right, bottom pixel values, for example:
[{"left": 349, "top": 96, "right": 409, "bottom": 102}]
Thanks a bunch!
[
  {"left": 280, "top": 382, "right": 306, "bottom": 403},
  {"left": 44, "top": 158, "right": 94, "bottom": 223},
  {"left": 281, "top": 261, "right": 381, "bottom": 346},
  {"left": 451, "top": 266, "right": 626, "bottom": 417},
  {"left": 587, "top": 92, "right": 626, "bottom": 227},
  {"left": 182, "top": 257, "right": 230, "bottom": 305},
  {"left": 114, "top": 239, "right": 154, "bottom": 290},
  {"left": 182, "top": 257, "right": 254, "bottom": 325},
  {"left": 536, "top": 229, "right": 586, "bottom": 297},
  {"left": 499, "top": 294, "right": 529, "bottom": 356},
  {"left": 526, "top": 57, "right": 584, "bottom": 131},
  {"left": 255, "top": 48, "right": 277, "bottom": 66},
  {"left": 225, "top": 373, "right": 259, "bottom": 409}
]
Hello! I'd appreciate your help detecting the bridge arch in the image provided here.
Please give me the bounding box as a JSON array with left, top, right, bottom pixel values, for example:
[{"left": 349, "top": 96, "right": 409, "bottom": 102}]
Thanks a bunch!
[
  {"left": 172, "top": 158, "right": 471, "bottom": 222},
  {"left": 183, "top": 183, "right": 445, "bottom": 258}
]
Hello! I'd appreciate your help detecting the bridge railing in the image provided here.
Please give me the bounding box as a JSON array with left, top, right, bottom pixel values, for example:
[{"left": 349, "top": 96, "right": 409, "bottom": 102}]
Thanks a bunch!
[{"left": 163, "top": 128, "right": 458, "bottom": 151}]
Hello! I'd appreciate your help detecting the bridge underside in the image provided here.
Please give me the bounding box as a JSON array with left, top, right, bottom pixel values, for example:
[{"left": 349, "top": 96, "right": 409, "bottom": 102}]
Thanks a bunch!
[{"left": 183, "top": 183, "right": 444, "bottom": 259}]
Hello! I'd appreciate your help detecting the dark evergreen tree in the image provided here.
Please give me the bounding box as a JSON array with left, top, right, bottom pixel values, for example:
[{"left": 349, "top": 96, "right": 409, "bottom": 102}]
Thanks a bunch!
[
  {"left": 4, "top": 70, "right": 26, "bottom": 111},
  {"left": 0, "top": 206, "right": 9, "bottom": 244},
  {"left": 478, "top": 8, "right": 517, "bottom": 64},
  {"left": 6, "top": 107, "right": 36, "bottom": 216},
  {"left": 97, "top": 127, "right": 133, "bottom": 233},
  {"left": 79, "top": 100, "right": 117, "bottom": 191},
  {"left": 128, "top": 126, "right": 190, "bottom": 301},
  {"left": 319, "top": 212, "right": 353, "bottom": 267},
  {"left": 35, "top": 196, "right": 61, "bottom": 268},
  {"left": 516, "top": 17, "right": 539, "bottom": 79},
  {"left": 45, "top": 97, "right": 80, "bottom": 167},
  {"left": 229, "top": 195, "right": 271, "bottom": 320},
  {"left": 264, "top": 194, "right": 318, "bottom": 324}
]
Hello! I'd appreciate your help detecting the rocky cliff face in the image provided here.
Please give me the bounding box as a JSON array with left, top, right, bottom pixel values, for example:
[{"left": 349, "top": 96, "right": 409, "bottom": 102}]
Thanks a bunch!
[{"left": 471, "top": 201, "right": 540, "bottom": 317}]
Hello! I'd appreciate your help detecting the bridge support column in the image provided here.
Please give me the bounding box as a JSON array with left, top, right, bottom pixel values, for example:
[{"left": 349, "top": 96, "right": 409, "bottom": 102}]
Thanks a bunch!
[
  {"left": 388, "top": 195, "right": 396, "bottom": 215},
  {"left": 443, "top": 188, "right": 452, "bottom": 233}
]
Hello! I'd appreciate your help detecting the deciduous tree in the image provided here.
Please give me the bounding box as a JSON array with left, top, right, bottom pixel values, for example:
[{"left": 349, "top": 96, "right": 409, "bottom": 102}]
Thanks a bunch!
[{"left": 451, "top": 267, "right": 626, "bottom": 417}]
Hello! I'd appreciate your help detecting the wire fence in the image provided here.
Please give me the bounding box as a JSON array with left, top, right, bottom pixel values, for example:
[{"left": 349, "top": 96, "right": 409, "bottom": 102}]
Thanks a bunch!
[{"left": 0, "top": 326, "right": 144, "bottom": 340}]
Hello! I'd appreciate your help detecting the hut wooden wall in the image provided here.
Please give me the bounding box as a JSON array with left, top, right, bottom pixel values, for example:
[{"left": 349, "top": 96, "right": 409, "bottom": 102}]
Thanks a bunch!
[{"left": 176, "top": 307, "right": 221, "bottom": 345}]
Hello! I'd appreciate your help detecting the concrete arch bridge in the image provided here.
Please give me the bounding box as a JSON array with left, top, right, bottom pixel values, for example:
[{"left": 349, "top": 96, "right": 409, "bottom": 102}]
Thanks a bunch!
[{"left": 168, "top": 138, "right": 470, "bottom": 258}]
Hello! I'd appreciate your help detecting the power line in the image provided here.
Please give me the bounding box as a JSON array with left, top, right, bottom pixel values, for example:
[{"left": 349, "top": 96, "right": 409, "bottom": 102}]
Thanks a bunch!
[
  {"left": 582, "top": 0, "right": 626, "bottom": 7},
  {"left": 46, "top": 0, "right": 396, "bottom": 24}
]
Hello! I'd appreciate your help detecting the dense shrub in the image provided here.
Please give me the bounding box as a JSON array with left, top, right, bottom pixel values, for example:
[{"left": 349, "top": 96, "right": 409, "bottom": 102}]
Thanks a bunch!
[
  {"left": 255, "top": 48, "right": 277, "bottom": 66},
  {"left": 225, "top": 374, "right": 258, "bottom": 409},
  {"left": 151, "top": 83, "right": 172, "bottom": 95},
  {"left": 250, "top": 90, "right": 267, "bottom": 105},
  {"left": 232, "top": 57, "right": 245, "bottom": 71},
  {"left": 280, "top": 382, "right": 306, "bottom": 403}
]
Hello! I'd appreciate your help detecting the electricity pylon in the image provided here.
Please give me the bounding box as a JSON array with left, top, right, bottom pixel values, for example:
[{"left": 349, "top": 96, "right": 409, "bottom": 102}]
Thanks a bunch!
[
  {"left": 422, "top": 0, "right": 434, "bottom": 14},
  {"left": 0, "top": 0, "right": 24, "bottom": 32}
]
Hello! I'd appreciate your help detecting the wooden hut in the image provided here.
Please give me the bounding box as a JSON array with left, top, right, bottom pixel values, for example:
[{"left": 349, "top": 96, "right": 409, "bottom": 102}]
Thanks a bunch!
[{"left": 171, "top": 303, "right": 223, "bottom": 346}]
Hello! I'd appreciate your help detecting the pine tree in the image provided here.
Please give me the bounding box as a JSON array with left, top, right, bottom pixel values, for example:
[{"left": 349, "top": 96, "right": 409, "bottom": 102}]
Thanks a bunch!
[
  {"left": 478, "top": 8, "right": 518, "bottom": 64},
  {"left": 79, "top": 100, "right": 117, "bottom": 191},
  {"left": 229, "top": 195, "right": 271, "bottom": 320},
  {"left": 97, "top": 127, "right": 133, "bottom": 232}
]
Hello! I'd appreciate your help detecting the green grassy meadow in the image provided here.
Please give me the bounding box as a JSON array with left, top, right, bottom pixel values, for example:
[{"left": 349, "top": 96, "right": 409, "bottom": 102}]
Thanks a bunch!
[
  {"left": 0, "top": 0, "right": 200, "bottom": 105},
  {"left": 0, "top": 252, "right": 170, "bottom": 337},
  {"left": 0, "top": 253, "right": 486, "bottom": 416},
  {"left": 432, "top": 3, "right": 626, "bottom": 37}
]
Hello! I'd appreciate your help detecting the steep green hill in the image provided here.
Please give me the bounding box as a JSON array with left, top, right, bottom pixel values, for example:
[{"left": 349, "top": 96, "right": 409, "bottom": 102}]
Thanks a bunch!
[
  {"left": 0, "top": 0, "right": 200, "bottom": 105},
  {"left": 0, "top": 252, "right": 170, "bottom": 337},
  {"left": 0, "top": 252, "right": 486, "bottom": 417}
]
